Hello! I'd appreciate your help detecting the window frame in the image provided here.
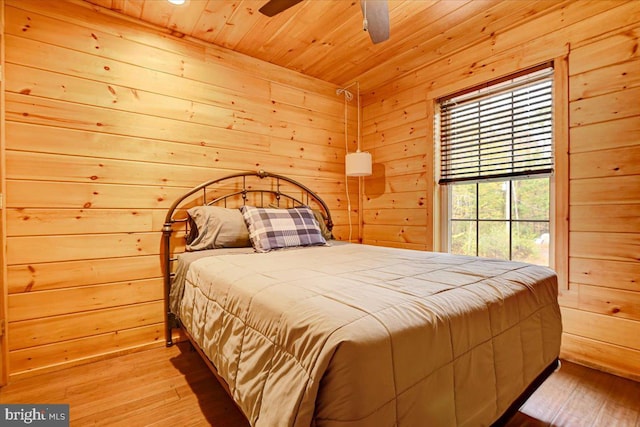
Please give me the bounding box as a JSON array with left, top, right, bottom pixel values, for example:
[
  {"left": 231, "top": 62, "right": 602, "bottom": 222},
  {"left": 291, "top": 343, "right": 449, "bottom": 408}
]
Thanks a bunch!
[{"left": 432, "top": 57, "right": 569, "bottom": 288}]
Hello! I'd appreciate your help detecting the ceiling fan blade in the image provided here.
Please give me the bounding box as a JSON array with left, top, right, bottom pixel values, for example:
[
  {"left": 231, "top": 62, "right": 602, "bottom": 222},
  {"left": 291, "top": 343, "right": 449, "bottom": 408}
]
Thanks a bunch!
[
  {"left": 258, "top": 0, "right": 304, "bottom": 17},
  {"left": 360, "top": 0, "right": 389, "bottom": 44}
]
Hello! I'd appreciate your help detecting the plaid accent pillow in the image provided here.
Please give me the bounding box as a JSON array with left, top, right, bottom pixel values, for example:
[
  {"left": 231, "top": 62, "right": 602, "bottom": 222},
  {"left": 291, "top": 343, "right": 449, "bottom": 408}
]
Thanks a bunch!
[{"left": 241, "top": 205, "right": 327, "bottom": 252}]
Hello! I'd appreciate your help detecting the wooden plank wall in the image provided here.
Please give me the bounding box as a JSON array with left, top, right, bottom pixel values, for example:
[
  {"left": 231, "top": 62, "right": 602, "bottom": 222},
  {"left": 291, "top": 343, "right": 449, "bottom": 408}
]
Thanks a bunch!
[
  {"left": 2, "top": 0, "right": 355, "bottom": 378},
  {"left": 361, "top": 1, "right": 640, "bottom": 380},
  {"left": 0, "top": 0, "right": 8, "bottom": 385}
]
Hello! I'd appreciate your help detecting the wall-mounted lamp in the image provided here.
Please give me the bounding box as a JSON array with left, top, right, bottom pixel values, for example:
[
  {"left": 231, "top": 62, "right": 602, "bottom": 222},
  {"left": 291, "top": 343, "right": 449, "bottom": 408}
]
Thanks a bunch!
[
  {"left": 167, "top": 0, "right": 186, "bottom": 5},
  {"left": 337, "top": 81, "right": 372, "bottom": 242},
  {"left": 346, "top": 151, "right": 372, "bottom": 177}
]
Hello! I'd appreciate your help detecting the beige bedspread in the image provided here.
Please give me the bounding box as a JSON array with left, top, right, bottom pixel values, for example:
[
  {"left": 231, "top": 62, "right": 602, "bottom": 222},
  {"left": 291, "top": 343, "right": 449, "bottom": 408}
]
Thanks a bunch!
[{"left": 173, "top": 243, "right": 562, "bottom": 427}]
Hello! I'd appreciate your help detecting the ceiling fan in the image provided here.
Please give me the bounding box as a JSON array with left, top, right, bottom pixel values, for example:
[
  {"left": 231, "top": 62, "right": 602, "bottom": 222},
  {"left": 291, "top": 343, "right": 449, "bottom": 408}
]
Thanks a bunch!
[{"left": 258, "top": 0, "right": 390, "bottom": 44}]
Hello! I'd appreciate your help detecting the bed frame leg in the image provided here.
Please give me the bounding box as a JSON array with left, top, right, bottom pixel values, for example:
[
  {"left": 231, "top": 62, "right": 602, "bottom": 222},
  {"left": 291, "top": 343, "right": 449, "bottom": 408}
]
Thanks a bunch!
[{"left": 166, "top": 312, "right": 177, "bottom": 347}]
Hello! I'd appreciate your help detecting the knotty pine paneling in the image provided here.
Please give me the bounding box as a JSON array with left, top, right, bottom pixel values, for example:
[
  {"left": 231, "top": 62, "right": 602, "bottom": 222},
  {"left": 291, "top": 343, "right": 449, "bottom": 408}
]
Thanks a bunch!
[
  {"left": 561, "top": 334, "right": 640, "bottom": 381},
  {"left": 9, "top": 301, "right": 163, "bottom": 350},
  {"left": 362, "top": 1, "right": 624, "bottom": 101},
  {"left": 570, "top": 86, "right": 640, "bottom": 127},
  {"left": 9, "top": 323, "right": 164, "bottom": 376},
  {"left": 7, "top": 233, "right": 168, "bottom": 265},
  {"left": 9, "top": 278, "right": 163, "bottom": 322},
  {"left": 570, "top": 175, "right": 640, "bottom": 206},
  {"left": 371, "top": 138, "right": 426, "bottom": 164},
  {"left": 576, "top": 284, "right": 640, "bottom": 322},
  {"left": 569, "top": 58, "right": 640, "bottom": 102},
  {"left": 0, "top": 0, "right": 8, "bottom": 386},
  {"left": 367, "top": 173, "right": 430, "bottom": 193},
  {"left": 2, "top": 0, "right": 353, "bottom": 378},
  {"left": 6, "top": 208, "right": 160, "bottom": 236},
  {"left": 362, "top": 225, "right": 429, "bottom": 247},
  {"left": 361, "top": 1, "right": 640, "bottom": 379},
  {"left": 568, "top": 26, "right": 640, "bottom": 76},
  {"left": 571, "top": 204, "right": 640, "bottom": 233},
  {"left": 358, "top": 0, "right": 575, "bottom": 91},
  {"left": 562, "top": 307, "right": 640, "bottom": 352},
  {"left": 7, "top": 255, "right": 162, "bottom": 294},
  {"left": 7, "top": 180, "right": 185, "bottom": 210},
  {"left": 569, "top": 232, "right": 640, "bottom": 263},
  {"left": 363, "top": 208, "right": 429, "bottom": 228},
  {"left": 570, "top": 146, "right": 640, "bottom": 179},
  {"left": 569, "top": 258, "right": 640, "bottom": 292},
  {"left": 570, "top": 117, "right": 640, "bottom": 153}
]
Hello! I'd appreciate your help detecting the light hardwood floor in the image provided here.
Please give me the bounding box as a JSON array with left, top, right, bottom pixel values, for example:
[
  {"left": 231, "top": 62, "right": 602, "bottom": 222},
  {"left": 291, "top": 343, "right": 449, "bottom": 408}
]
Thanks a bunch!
[{"left": 0, "top": 343, "right": 638, "bottom": 426}]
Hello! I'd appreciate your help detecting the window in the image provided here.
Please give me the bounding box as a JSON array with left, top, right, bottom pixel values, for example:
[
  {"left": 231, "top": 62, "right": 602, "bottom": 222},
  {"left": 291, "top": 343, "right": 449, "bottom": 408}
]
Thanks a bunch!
[
  {"left": 438, "top": 66, "right": 554, "bottom": 266},
  {"left": 448, "top": 178, "right": 550, "bottom": 265}
]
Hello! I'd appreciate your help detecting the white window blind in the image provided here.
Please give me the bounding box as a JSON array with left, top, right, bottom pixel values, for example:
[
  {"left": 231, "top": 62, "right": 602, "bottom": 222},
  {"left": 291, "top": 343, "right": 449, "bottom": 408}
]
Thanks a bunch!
[{"left": 439, "top": 67, "right": 554, "bottom": 184}]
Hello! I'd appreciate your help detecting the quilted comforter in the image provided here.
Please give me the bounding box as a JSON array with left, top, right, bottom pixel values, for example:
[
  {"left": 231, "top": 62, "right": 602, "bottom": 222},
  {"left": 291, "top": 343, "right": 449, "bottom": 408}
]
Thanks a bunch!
[{"left": 172, "top": 243, "right": 562, "bottom": 427}]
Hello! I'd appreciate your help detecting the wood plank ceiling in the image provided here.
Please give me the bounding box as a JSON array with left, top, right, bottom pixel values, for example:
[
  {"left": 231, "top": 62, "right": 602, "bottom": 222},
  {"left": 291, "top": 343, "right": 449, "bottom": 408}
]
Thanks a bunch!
[{"left": 83, "top": 0, "right": 571, "bottom": 91}]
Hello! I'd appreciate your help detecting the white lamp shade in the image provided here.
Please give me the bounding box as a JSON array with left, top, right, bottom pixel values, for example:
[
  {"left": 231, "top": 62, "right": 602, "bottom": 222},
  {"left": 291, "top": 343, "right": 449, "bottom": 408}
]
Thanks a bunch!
[{"left": 345, "top": 151, "right": 372, "bottom": 177}]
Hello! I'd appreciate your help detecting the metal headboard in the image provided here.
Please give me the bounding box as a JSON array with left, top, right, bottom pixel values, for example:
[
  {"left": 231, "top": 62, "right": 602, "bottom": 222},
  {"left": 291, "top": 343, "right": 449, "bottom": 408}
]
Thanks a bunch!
[{"left": 162, "top": 170, "right": 334, "bottom": 346}]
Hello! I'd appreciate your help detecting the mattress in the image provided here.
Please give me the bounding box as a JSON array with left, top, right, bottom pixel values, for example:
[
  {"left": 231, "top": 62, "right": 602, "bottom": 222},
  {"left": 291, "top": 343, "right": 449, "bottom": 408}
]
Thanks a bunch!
[{"left": 171, "top": 242, "right": 562, "bottom": 427}]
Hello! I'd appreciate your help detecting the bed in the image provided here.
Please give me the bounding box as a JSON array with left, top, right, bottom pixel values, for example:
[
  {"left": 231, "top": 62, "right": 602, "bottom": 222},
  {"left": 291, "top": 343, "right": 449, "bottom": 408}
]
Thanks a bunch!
[{"left": 162, "top": 170, "right": 562, "bottom": 427}]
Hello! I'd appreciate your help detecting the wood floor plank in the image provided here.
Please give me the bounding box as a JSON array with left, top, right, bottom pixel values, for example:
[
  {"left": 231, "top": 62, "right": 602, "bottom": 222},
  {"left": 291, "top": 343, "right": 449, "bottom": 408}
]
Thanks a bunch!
[
  {"left": 591, "top": 374, "right": 640, "bottom": 427},
  {"left": 549, "top": 367, "right": 617, "bottom": 426},
  {"left": 506, "top": 361, "right": 584, "bottom": 425},
  {"left": 0, "top": 343, "right": 248, "bottom": 427},
  {"left": 1, "top": 344, "right": 639, "bottom": 427}
]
